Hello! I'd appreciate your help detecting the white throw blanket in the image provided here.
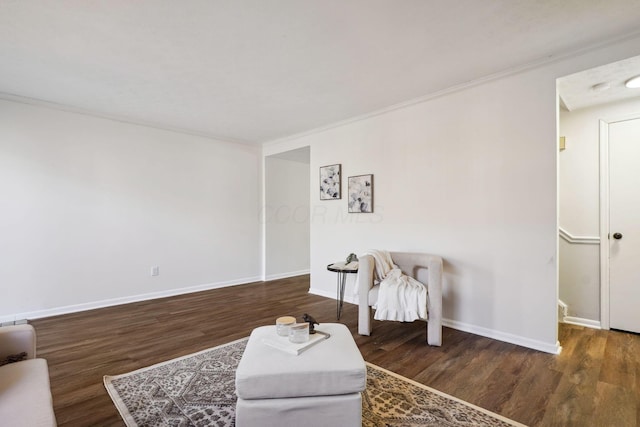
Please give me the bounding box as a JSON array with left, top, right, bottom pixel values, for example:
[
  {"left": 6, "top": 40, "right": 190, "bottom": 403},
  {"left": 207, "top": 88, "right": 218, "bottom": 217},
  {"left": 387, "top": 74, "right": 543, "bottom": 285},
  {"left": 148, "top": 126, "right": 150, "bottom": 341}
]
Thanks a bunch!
[{"left": 363, "top": 250, "right": 428, "bottom": 322}]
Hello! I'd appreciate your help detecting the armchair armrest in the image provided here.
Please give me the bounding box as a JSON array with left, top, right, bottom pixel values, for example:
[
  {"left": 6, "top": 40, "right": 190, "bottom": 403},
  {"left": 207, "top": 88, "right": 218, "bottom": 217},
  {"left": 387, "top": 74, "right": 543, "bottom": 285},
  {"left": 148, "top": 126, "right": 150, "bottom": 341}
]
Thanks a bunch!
[
  {"left": 356, "top": 255, "right": 376, "bottom": 336},
  {"left": 424, "top": 255, "right": 443, "bottom": 326},
  {"left": 0, "top": 324, "right": 37, "bottom": 360},
  {"left": 390, "top": 252, "right": 443, "bottom": 346},
  {"left": 356, "top": 255, "right": 375, "bottom": 304}
]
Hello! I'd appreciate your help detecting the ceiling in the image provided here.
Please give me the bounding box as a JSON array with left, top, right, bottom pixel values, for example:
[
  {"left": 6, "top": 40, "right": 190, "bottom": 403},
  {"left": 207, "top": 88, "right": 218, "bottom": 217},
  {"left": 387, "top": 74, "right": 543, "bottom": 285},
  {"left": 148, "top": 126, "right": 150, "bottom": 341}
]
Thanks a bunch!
[
  {"left": 558, "top": 55, "right": 640, "bottom": 111},
  {"left": 3, "top": 1, "right": 640, "bottom": 144}
]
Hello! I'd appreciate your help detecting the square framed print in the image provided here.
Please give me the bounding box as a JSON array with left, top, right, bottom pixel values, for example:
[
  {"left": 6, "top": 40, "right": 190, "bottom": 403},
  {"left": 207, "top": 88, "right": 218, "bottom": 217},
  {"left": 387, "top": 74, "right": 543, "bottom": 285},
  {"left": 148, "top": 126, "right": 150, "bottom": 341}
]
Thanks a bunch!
[
  {"left": 348, "top": 174, "right": 373, "bottom": 213},
  {"left": 320, "top": 164, "right": 341, "bottom": 200}
]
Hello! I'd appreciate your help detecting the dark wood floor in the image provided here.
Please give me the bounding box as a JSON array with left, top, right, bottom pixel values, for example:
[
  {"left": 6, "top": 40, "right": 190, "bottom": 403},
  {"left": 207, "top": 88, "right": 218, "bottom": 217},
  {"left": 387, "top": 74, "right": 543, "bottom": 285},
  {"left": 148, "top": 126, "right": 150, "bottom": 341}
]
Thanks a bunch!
[{"left": 29, "top": 276, "right": 639, "bottom": 426}]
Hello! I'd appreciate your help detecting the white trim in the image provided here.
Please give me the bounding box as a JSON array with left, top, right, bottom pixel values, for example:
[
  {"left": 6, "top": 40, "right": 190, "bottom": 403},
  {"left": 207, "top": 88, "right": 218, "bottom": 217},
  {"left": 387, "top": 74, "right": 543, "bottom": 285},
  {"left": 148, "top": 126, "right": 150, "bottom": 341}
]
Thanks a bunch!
[
  {"left": 3, "top": 30, "right": 640, "bottom": 151},
  {"left": 264, "top": 30, "right": 640, "bottom": 149},
  {"left": 308, "top": 287, "right": 333, "bottom": 299},
  {"left": 558, "top": 227, "right": 600, "bottom": 244},
  {"left": 599, "top": 119, "right": 611, "bottom": 330},
  {"left": 7, "top": 276, "right": 261, "bottom": 321},
  {"left": 309, "top": 287, "right": 358, "bottom": 305},
  {"left": 0, "top": 93, "right": 254, "bottom": 146},
  {"left": 311, "top": 288, "right": 561, "bottom": 354},
  {"left": 562, "top": 316, "right": 602, "bottom": 329},
  {"left": 265, "top": 269, "right": 310, "bottom": 281},
  {"left": 556, "top": 104, "right": 561, "bottom": 341},
  {"left": 442, "top": 318, "right": 562, "bottom": 354},
  {"left": 260, "top": 151, "right": 267, "bottom": 281},
  {"left": 558, "top": 299, "right": 568, "bottom": 318},
  {"left": 0, "top": 315, "right": 17, "bottom": 324},
  {"left": 263, "top": 137, "right": 312, "bottom": 158}
]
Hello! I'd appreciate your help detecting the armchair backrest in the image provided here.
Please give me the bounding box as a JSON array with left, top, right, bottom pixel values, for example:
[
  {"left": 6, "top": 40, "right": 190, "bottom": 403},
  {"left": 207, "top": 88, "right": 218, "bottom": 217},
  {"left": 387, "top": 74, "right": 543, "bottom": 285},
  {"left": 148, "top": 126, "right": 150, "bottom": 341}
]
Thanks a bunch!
[
  {"left": 390, "top": 252, "right": 434, "bottom": 285},
  {"left": 388, "top": 252, "right": 443, "bottom": 324},
  {"left": 0, "top": 324, "right": 37, "bottom": 361},
  {"left": 357, "top": 251, "right": 444, "bottom": 345}
]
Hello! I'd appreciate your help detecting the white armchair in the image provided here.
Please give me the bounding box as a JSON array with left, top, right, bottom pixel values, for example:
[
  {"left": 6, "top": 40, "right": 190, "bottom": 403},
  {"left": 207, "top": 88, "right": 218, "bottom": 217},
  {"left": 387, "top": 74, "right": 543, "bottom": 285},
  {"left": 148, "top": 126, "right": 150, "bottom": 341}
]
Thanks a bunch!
[
  {"left": 357, "top": 252, "right": 443, "bottom": 346},
  {"left": 0, "top": 324, "right": 57, "bottom": 426}
]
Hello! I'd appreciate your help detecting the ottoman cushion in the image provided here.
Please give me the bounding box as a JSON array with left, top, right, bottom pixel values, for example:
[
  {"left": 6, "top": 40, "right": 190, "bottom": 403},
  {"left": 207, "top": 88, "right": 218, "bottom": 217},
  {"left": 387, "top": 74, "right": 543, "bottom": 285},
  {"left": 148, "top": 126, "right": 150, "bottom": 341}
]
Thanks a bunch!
[
  {"left": 236, "top": 392, "right": 362, "bottom": 427},
  {"left": 235, "top": 323, "right": 365, "bottom": 400}
]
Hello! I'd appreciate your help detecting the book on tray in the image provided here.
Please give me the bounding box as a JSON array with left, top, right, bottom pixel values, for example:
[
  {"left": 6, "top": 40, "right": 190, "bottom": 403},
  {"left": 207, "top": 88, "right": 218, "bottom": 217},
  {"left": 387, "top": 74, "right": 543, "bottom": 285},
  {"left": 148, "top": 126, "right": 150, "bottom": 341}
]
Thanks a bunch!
[{"left": 262, "top": 331, "right": 329, "bottom": 355}]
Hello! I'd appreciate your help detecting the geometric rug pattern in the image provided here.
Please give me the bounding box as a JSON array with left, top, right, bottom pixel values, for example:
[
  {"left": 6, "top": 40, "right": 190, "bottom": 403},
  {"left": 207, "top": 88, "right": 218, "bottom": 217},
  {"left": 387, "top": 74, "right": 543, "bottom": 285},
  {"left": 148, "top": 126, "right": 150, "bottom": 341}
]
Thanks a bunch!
[{"left": 104, "top": 338, "right": 525, "bottom": 426}]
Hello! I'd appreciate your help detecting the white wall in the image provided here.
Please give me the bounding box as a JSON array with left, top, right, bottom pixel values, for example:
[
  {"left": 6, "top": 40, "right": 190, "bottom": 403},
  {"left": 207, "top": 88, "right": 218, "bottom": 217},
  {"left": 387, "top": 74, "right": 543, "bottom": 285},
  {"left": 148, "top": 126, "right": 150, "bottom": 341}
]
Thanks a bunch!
[
  {"left": 264, "top": 36, "right": 640, "bottom": 353},
  {"left": 0, "top": 99, "right": 262, "bottom": 321},
  {"left": 559, "top": 98, "right": 640, "bottom": 236},
  {"left": 559, "top": 97, "right": 640, "bottom": 323},
  {"left": 558, "top": 239, "right": 600, "bottom": 321},
  {"left": 265, "top": 155, "right": 310, "bottom": 279}
]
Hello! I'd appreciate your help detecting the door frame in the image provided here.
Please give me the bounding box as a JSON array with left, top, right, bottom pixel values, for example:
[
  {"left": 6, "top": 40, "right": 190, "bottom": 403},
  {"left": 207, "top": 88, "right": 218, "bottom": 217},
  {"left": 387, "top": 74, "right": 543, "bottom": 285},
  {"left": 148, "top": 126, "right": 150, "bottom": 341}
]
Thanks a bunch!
[{"left": 599, "top": 113, "right": 640, "bottom": 330}]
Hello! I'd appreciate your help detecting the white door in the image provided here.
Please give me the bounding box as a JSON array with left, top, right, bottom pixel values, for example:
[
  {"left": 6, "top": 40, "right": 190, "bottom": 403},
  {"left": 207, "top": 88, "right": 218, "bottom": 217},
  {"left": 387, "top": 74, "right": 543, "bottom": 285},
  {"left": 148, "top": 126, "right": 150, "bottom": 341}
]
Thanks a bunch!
[{"left": 609, "top": 117, "right": 640, "bottom": 333}]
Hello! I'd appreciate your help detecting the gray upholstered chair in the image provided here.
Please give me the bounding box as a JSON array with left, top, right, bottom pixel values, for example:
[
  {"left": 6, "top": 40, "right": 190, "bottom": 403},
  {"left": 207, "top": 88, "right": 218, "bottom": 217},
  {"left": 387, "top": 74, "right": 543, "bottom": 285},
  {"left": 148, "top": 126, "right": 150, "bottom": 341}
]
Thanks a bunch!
[{"left": 357, "top": 252, "right": 443, "bottom": 346}]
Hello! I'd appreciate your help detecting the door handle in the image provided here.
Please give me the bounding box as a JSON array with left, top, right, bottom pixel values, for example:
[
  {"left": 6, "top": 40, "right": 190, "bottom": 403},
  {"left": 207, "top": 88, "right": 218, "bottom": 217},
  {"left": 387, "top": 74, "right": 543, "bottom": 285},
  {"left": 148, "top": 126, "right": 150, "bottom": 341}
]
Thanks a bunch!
[{"left": 613, "top": 232, "right": 623, "bottom": 240}]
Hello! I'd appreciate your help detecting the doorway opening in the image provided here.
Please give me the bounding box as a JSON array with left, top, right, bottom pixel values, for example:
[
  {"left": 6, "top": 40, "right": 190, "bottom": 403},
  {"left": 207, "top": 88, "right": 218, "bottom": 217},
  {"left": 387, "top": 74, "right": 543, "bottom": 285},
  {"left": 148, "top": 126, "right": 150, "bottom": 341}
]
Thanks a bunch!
[
  {"left": 264, "top": 147, "right": 311, "bottom": 280},
  {"left": 557, "top": 55, "right": 640, "bottom": 333}
]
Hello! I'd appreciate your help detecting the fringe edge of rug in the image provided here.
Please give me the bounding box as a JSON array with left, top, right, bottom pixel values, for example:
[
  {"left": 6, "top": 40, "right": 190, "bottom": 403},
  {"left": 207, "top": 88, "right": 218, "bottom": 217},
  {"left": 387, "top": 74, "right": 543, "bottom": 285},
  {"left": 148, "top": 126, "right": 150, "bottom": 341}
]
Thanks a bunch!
[
  {"left": 104, "top": 337, "right": 527, "bottom": 427},
  {"left": 363, "top": 362, "right": 527, "bottom": 427}
]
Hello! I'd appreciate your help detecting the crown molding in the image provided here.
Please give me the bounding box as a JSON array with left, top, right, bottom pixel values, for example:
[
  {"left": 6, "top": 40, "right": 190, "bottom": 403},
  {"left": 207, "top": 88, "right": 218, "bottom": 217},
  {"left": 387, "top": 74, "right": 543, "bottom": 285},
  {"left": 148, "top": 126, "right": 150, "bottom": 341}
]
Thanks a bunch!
[
  {"left": 263, "top": 29, "right": 640, "bottom": 148},
  {"left": 0, "top": 92, "right": 256, "bottom": 147}
]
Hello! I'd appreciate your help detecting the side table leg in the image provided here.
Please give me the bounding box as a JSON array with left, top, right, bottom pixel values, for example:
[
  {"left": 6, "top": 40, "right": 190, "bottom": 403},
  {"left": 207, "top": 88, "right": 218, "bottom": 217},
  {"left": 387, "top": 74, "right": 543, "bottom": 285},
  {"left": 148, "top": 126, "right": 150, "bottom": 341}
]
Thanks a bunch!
[
  {"left": 337, "top": 272, "right": 347, "bottom": 320},
  {"left": 336, "top": 272, "right": 340, "bottom": 320}
]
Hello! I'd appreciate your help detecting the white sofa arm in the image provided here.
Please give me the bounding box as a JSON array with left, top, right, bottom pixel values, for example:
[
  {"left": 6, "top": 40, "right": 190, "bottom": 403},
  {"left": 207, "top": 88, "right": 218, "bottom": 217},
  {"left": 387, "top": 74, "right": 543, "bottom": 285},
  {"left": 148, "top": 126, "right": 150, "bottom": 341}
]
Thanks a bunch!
[
  {"left": 356, "top": 255, "right": 375, "bottom": 304},
  {"left": 356, "top": 255, "right": 376, "bottom": 336},
  {"left": 0, "top": 324, "right": 37, "bottom": 360}
]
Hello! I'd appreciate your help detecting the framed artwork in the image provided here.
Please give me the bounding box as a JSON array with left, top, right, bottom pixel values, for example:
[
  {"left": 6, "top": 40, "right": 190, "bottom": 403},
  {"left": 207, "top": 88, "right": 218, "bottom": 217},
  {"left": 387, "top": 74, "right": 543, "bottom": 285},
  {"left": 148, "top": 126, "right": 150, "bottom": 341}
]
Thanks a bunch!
[
  {"left": 348, "top": 174, "right": 373, "bottom": 213},
  {"left": 319, "top": 164, "right": 341, "bottom": 200}
]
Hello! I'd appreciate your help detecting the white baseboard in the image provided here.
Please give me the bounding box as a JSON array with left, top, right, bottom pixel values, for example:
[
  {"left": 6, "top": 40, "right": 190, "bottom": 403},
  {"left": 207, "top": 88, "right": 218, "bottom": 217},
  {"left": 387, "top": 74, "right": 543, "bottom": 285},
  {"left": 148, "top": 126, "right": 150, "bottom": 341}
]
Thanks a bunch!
[
  {"left": 309, "top": 287, "right": 357, "bottom": 305},
  {"left": 558, "top": 299, "right": 568, "bottom": 317},
  {"left": 5, "top": 276, "right": 262, "bottom": 322},
  {"left": 5, "top": 279, "right": 567, "bottom": 355},
  {"left": 442, "top": 318, "right": 562, "bottom": 354},
  {"left": 562, "top": 316, "right": 602, "bottom": 329},
  {"left": 265, "top": 269, "right": 310, "bottom": 281},
  {"left": 0, "top": 314, "right": 17, "bottom": 324},
  {"left": 310, "top": 289, "right": 561, "bottom": 354}
]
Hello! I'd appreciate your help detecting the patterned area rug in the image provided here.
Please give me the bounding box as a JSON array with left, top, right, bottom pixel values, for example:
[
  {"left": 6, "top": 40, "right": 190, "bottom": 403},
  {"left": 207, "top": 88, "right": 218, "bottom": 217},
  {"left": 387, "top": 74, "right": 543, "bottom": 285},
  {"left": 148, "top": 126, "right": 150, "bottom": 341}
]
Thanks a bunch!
[{"left": 104, "top": 338, "right": 525, "bottom": 426}]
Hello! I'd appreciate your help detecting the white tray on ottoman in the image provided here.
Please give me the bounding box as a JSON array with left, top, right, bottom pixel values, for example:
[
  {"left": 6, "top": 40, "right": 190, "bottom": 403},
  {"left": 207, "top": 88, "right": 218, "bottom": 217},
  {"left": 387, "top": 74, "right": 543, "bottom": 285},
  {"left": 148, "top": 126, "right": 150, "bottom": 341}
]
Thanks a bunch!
[{"left": 235, "top": 323, "right": 366, "bottom": 427}]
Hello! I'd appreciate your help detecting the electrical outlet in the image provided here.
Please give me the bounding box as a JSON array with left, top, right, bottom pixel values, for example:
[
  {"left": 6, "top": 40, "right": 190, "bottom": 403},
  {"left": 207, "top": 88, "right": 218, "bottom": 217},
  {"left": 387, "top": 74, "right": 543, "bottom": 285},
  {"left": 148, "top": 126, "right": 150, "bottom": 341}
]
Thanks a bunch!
[{"left": 151, "top": 266, "right": 160, "bottom": 276}]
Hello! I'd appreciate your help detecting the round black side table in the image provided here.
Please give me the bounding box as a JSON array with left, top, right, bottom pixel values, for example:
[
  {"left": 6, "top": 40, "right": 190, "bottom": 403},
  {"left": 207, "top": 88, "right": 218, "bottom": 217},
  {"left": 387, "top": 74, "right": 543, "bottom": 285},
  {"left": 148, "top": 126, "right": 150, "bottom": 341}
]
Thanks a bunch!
[{"left": 327, "top": 263, "right": 359, "bottom": 320}]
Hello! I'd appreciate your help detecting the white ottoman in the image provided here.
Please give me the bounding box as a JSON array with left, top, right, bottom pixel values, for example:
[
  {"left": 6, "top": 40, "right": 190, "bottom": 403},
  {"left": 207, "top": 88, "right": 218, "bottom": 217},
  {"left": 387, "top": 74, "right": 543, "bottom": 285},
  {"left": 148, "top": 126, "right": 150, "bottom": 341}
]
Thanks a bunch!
[{"left": 235, "top": 323, "right": 366, "bottom": 427}]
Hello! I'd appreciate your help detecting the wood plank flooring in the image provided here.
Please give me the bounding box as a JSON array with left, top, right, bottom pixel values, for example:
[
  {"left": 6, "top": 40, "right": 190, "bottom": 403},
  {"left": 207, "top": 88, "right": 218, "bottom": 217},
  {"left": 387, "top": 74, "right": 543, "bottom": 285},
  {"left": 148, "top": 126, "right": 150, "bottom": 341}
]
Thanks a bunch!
[{"left": 27, "top": 275, "right": 640, "bottom": 426}]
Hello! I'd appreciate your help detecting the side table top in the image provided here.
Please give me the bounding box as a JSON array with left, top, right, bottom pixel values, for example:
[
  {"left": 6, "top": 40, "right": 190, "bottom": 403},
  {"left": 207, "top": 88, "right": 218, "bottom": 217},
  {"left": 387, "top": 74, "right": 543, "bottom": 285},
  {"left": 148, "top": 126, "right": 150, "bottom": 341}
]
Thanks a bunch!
[{"left": 327, "top": 261, "right": 359, "bottom": 273}]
